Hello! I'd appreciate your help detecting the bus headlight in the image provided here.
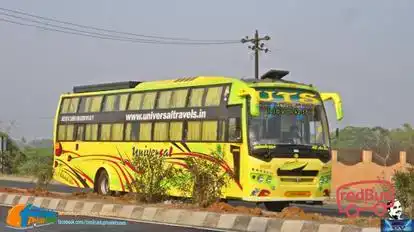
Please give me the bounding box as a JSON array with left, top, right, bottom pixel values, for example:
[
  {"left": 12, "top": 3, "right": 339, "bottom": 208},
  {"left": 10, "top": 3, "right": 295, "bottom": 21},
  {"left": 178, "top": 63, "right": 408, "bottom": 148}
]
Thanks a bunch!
[
  {"left": 257, "top": 175, "right": 264, "bottom": 183},
  {"left": 266, "top": 176, "right": 272, "bottom": 184}
]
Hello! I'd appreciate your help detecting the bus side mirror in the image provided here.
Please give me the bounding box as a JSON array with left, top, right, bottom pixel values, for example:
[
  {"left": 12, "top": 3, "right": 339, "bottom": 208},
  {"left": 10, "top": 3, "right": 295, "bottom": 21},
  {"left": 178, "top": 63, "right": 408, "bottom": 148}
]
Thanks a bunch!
[
  {"left": 335, "top": 128, "right": 339, "bottom": 138},
  {"left": 320, "top": 92, "right": 343, "bottom": 121},
  {"left": 239, "top": 88, "right": 260, "bottom": 117}
]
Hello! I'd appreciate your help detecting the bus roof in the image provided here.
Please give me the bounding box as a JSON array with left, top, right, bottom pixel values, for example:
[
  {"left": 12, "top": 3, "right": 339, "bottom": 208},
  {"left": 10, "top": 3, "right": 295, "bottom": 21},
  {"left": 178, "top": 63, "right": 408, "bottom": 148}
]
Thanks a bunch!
[{"left": 68, "top": 72, "right": 318, "bottom": 96}]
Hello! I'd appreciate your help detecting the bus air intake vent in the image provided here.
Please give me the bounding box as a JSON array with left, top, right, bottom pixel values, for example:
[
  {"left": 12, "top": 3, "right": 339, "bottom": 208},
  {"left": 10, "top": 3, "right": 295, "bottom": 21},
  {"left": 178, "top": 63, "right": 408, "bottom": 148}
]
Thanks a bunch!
[
  {"left": 260, "top": 69, "right": 290, "bottom": 81},
  {"left": 277, "top": 169, "right": 319, "bottom": 177},
  {"left": 73, "top": 81, "right": 141, "bottom": 93},
  {"left": 281, "top": 178, "right": 314, "bottom": 182},
  {"left": 174, "top": 77, "right": 198, "bottom": 82}
]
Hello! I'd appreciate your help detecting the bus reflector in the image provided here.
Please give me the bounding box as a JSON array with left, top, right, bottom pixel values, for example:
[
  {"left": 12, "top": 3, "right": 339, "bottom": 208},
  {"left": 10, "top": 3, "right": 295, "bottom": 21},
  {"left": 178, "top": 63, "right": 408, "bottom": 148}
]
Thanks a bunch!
[
  {"left": 284, "top": 191, "right": 311, "bottom": 197},
  {"left": 55, "top": 143, "right": 62, "bottom": 156}
]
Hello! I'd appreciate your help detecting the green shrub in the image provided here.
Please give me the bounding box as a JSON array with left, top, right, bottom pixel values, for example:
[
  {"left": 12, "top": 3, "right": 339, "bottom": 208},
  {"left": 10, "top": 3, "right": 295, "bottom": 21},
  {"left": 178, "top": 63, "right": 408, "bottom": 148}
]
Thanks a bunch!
[
  {"left": 131, "top": 152, "right": 177, "bottom": 203},
  {"left": 18, "top": 155, "right": 53, "bottom": 189},
  {"left": 130, "top": 145, "right": 230, "bottom": 207},
  {"left": 179, "top": 145, "right": 230, "bottom": 207},
  {"left": 392, "top": 166, "right": 414, "bottom": 217}
]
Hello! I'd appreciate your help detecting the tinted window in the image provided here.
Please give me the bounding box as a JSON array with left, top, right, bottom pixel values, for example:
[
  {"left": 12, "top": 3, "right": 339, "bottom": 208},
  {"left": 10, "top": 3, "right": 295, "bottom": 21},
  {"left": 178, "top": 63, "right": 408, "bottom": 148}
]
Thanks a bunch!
[
  {"left": 205, "top": 86, "right": 223, "bottom": 106},
  {"left": 128, "top": 93, "right": 143, "bottom": 110},
  {"left": 188, "top": 88, "right": 204, "bottom": 107},
  {"left": 171, "top": 89, "right": 188, "bottom": 108},
  {"left": 142, "top": 92, "right": 157, "bottom": 110}
]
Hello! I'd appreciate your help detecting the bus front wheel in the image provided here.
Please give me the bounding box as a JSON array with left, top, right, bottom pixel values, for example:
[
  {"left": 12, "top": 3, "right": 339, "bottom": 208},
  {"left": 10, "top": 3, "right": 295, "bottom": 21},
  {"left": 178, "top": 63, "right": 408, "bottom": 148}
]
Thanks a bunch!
[
  {"left": 95, "top": 170, "right": 110, "bottom": 195},
  {"left": 264, "top": 201, "right": 290, "bottom": 212}
]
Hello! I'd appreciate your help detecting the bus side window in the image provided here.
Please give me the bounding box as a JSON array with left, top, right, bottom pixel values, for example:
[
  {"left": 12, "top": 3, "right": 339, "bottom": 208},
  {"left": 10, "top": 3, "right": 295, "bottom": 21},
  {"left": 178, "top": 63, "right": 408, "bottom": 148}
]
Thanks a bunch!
[
  {"left": 78, "top": 97, "right": 90, "bottom": 113},
  {"left": 85, "top": 124, "right": 98, "bottom": 141},
  {"left": 118, "top": 94, "right": 129, "bottom": 111},
  {"left": 58, "top": 125, "right": 67, "bottom": 141},
  {"left": 205, "top": 86, "right": 223, "bottom": 106},
  {"left": 128, "top": 93, "right": 143, "bottom": 110},
  {"left": 139, "top": 122, "right": 152, "bottom": 141},
  {"left": 59, "top": 124, "right": 75, "bottom": 141},
  {"left": 76, "top": 124, "right": 85, "bottom": 141},
  {"left": 60, "top": 98, "right": 79, "bottom": 114},
  {"left": 89, "top": 96, "right": 103, "bottom": 112},
  {"left": 169, "top": 122, "right": 183, "bottom": 141},
  {"left": 100, "top": 124, "right": 112, "bottom": 141},
  {"left": 142, "top": 92, "right": 157, "bottom": 110},
  {"left": 157, "top": 91, "right": 172, "bottom": 109},
  {"left": 153, "top": 122, "right": 169, "bottom": 141},
  {"left": 188, "top": 88, "right": 204, "bottom": 107},
  {"left": 124, "top": 122, "right": 139, "bottom": 141},
  {"left": 218, "top": 120, "right": 226, "bottom": 141},
  {"left": 69, "top": 98, "right": 80, "bottom": 113},
  {"left": 111, "top": 123, "right": 124, "bottom": 140},
  {"left": 60, "top": 99, "right": 70, "bottom": 114},
  {"left": 228, "top": 118, "right": 241, "bottom": 142},
  {"left": 171, "top": 89, "right": 188, "bottom": 108},
  {"left": 102, "top": 95, "right": 116, "bottom": 112},
  {"left": 202, "top": 121, "right": 218, "bottom": 141},
  {"left": 186, "top": 121, "right": 201, "bottom": 141}
]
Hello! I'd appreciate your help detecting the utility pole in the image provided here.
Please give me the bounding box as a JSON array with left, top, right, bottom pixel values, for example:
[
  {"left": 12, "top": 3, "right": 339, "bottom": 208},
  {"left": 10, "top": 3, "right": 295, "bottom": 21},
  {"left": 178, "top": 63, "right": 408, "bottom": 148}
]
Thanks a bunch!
[{"left": 241, "top": 30, "right": 271, "bottom": 79}]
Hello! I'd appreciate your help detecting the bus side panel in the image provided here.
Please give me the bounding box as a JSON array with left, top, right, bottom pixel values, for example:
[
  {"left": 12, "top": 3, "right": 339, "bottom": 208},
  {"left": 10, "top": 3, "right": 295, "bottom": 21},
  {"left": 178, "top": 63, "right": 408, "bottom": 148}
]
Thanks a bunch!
[
  {"left": 54, "top": 141, "right": 248, "bottom": 197},
  {"left": 53, "top": 142, "right": 129, "bottom": 191}
]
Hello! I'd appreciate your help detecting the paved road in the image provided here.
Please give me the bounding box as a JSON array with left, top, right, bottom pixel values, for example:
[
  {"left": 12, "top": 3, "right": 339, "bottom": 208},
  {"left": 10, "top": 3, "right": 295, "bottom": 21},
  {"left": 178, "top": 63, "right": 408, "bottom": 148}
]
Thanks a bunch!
[
  {"left": 0, "top": 205, "right": 216, "bottom": 232},
  {"left": 0, "top": 179, "right": 376, "bottom": 218}
]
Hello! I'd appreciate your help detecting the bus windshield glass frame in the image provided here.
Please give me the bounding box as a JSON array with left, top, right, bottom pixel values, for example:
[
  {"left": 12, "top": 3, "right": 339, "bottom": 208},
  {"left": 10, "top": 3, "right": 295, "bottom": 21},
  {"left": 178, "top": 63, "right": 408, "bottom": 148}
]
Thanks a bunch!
[{"left": 248, "top": 88, "right": 330, "bottom": 148}]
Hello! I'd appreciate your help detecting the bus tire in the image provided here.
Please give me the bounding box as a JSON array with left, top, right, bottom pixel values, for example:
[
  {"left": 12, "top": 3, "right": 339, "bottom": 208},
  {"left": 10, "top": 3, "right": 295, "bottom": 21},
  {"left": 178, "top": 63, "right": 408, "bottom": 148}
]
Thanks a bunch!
[
  {"left": 95, "top": 170, "right": 111, "bottom": 195},
  {"left": 264, "top": 201, "right": 290, "bottom": 212}
]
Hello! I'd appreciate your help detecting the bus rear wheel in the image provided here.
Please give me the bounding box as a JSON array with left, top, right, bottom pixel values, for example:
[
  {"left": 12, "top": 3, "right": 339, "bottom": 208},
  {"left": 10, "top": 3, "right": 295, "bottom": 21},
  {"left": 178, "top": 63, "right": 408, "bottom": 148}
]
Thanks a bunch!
[
  {"left": 95, "top": 170, "right": 111, "bottom": 195},
  {"left": 264, "top": 201, "right": 290, "bottom": 212}
]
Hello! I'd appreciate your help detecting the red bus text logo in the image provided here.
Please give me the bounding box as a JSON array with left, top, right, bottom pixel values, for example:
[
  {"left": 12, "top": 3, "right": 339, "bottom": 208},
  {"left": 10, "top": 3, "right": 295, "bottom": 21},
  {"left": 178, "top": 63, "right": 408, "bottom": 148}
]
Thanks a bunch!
[{"left": 336, "top": 180, "right": 395, "bottom": 217}]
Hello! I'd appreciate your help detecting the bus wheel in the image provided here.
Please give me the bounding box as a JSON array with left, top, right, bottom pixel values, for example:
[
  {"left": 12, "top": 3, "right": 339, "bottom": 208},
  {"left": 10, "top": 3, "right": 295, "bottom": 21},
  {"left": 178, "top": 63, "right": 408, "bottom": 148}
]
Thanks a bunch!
[
  {"left": 264, "top": 201, "right": 290, "bottom": 212},
  {"left": 96, "top": 170, "right": 110, "bottom": 195}
]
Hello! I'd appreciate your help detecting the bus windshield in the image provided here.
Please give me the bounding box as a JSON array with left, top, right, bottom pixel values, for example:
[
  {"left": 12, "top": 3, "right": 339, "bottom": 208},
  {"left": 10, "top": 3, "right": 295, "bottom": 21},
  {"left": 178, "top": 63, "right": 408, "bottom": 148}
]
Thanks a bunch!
[{"left": 248, "top": 91, "right": 330, "bottom": 148}]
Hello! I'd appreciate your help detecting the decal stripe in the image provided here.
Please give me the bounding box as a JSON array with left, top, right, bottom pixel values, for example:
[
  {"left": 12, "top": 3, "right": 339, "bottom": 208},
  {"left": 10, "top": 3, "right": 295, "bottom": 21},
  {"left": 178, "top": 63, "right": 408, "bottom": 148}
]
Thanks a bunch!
[
  {"left": 62, "top": 169, "right": 81, "bottom": 187},
  {"left": 62, "top": 150, "right": 81, "bottom": 157},
  {"left": 172, "top": 152, "right": 233, "bottom": 173},
  {"left": 72, "top": 167, "right": 94, "bottom": 185},
  {"left": 84, "top": 158, "right": 131, "bottom": 189},
  {"left": 180, "top": 142, "right": 191, "bottom": 152},
  {"left": 165, "top": 157, "right": 187, "bottom": 161},
  {"left": 170, "top": 152, "right": 243, "bottom": 190},
  {"left": 166, "top": 161, "right": 189, "bottom": 169},
  {"left": 69, "top": 154, "right": 142, "bottom": 175},
  {"left": 108, "top": 163, "right": 125, "bottom": 192},
  {"left": 124, "top": 168, "right": 135, "bottom": 184},
  {"left": 56, "top": 159, "right": 89, "bottom": 188},
  {"left": 124, "top": 160, "right": 143, "bottom": 175},
  {"left": 171, "top": 142, "right": 185, "bottom": 152}
]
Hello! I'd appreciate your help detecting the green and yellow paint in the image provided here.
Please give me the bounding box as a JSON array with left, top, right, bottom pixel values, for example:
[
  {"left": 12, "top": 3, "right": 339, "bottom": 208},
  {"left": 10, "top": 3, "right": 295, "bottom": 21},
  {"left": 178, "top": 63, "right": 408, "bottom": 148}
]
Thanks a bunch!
[{"left": 53, "top": 142, "right": 242, "bottom": 195}]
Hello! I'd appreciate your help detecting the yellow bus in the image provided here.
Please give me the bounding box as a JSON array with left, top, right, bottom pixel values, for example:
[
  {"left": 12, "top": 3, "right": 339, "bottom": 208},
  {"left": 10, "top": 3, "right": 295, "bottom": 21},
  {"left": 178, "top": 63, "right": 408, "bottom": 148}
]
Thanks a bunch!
[{"left": 52, "top": 69, "right": 343, "bottom": 211}]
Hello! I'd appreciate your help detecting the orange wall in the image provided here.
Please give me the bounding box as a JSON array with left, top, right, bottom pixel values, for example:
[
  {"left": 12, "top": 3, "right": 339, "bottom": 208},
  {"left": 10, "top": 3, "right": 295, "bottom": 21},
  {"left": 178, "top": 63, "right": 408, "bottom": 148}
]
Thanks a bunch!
[{"left": 331, "top": 150, "right": 409, "bottom": 194}]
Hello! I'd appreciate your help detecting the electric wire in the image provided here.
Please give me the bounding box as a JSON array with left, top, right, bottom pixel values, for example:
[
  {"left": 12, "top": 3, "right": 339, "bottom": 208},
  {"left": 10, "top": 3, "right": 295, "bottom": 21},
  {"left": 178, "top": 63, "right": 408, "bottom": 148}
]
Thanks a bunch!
[{"left": 0, "top": 7, "right": 240, "bottom": 44}]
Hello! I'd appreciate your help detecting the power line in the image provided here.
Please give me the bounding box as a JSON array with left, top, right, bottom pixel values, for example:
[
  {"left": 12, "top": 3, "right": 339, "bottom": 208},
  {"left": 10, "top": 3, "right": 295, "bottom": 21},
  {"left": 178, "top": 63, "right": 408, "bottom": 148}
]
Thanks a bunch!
[
  {"left": 0, "top": 12, "right": 238, "bottom": 45},
  {"left": 0, "top": 7, "right": 239, "bottom": 43},
  {"left": 0, "top": 17, "right": 239, "bottom": 45}
]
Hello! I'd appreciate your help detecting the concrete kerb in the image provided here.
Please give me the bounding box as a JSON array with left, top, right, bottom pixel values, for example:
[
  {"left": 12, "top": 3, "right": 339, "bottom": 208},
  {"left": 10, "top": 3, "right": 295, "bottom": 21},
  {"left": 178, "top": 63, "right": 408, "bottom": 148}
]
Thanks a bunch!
[
  {"left": 0, "top": 192, "right": 380, "bottom": 232},
  {"left": 0, "top": 175, "right": 61, "bottom": 185}
]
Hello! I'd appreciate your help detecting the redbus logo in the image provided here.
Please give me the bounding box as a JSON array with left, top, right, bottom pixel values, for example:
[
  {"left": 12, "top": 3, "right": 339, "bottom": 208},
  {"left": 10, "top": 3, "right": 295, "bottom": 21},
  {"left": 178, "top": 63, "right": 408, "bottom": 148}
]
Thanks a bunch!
[{"left": 336, "top": 180, "right": 395, "bottom": 217}]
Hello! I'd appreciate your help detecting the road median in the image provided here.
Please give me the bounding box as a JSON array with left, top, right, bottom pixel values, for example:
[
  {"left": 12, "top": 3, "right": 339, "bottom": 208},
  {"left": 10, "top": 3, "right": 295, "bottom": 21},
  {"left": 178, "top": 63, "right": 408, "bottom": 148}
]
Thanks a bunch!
[{"left": 0, "top": 191, "right": 380, "bottom": 232}]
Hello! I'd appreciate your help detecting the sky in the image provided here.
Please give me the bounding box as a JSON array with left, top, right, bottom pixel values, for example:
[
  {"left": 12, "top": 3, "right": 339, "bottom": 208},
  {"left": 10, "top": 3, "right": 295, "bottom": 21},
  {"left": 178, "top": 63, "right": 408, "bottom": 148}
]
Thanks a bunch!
[{"left": 0, "top": 0, "right": 412, "bottom": 140}]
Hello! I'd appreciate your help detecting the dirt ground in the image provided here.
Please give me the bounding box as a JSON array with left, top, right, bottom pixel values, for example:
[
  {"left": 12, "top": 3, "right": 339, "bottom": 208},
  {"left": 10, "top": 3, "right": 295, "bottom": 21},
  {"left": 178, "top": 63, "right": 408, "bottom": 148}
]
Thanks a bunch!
[{"left": 0, "top": 187, "right": 381, "bottom": 228}]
